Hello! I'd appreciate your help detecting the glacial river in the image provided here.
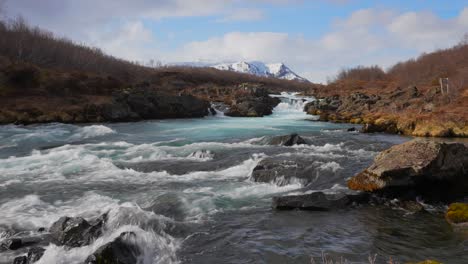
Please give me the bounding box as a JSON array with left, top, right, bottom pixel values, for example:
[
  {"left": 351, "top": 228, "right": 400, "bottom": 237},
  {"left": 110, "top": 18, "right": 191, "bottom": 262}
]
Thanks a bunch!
[{"left": 0, "top": 93, "right": 466, "bottom": 264}]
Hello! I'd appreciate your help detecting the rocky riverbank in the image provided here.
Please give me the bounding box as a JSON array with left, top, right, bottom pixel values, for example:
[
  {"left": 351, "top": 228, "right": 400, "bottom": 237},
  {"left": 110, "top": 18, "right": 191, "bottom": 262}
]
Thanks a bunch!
[{"left": 304, "top": 88, "right": 468, "bottom": 137}]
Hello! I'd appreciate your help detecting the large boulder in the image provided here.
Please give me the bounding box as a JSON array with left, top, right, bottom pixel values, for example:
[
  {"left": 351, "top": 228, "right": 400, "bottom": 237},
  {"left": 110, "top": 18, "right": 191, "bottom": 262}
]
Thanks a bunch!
[
  {"left": 85, "top": 232, "right": 140, "bottom": 264},
  {"left": 225, "top": 93, "right": 280, "bottom": 117},
  {"left": 263, "top": 133, "right": 307, "bottom": 146},
  {"left": 225, "top": 99, "right": 279, "bottom": 117},
  {"left": 272, "top": 192, "right": 369, "bottom": 210},
  {"left": 49, "top": 214, "right": 106, "bottom": 247},
  {"left": 347, "top": 140, "right": 468, "bottom": 201}
]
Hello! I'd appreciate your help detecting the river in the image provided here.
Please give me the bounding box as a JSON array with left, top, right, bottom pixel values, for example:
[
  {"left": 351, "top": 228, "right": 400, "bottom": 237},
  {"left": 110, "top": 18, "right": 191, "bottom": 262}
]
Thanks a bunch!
[{"left": 0, "top": 93, "right": 466, "bottom": 264}]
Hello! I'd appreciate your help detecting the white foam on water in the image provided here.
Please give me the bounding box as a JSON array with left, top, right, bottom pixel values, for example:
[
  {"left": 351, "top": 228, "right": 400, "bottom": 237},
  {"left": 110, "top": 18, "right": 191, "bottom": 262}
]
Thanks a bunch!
[
  {"left": 69, "top": 125, "right": 116, "bottom": 140},
  {"left": 318, "top": 161, "right": 343, "bottom": 172},
  {"left": 0, "top": 192, "right": 181, "bottom": 264}
]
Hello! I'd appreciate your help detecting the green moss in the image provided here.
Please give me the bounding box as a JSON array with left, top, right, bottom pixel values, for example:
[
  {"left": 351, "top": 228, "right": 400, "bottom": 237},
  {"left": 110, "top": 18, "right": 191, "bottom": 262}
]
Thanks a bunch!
[
  {"left": 407, "top": 260, "right": 442, "bottom": 264},
  {"left": 446, "top": 203, "right": 468, "bottom": 224}
]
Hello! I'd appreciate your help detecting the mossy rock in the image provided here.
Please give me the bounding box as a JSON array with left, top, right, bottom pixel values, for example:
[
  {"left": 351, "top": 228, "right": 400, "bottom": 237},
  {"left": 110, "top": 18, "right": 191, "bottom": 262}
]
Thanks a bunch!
[
  {"left": 446, "top": 203, "right": 468, "bottom": 224},
  {"left": 408, "top": 260, "right": 442, "bottom": 264}
]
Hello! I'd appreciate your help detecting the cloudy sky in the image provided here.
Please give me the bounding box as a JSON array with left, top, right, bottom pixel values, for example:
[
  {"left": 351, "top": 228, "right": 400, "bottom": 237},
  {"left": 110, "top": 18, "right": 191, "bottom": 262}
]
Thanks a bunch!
[{"left": 2, "top": 0, "right": 468, "bottom": 82}]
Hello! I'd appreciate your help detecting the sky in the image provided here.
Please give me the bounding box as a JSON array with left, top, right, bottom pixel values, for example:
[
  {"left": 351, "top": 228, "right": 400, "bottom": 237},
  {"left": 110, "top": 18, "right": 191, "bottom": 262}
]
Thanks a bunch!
[{"left": 2, "top": 0, "right": 468, "bottom": 83}]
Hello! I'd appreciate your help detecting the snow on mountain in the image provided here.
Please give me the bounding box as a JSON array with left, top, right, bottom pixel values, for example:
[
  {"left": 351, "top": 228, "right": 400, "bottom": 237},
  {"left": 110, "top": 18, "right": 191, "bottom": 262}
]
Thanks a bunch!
[{"left": 212, "top": 61, "right": 308, "bottom": 82}]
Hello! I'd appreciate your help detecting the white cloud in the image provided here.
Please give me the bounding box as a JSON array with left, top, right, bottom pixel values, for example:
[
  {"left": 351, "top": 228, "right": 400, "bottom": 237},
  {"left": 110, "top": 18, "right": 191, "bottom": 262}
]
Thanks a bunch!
[
  {"left": 3, "top": 1, "right": 468, "bottom": 83},
  {"left": 167, "top": 7, "right": 468, "bottom": 82},
  {"left": 88, "top": 21, "right": 159, "bottom": 62}
]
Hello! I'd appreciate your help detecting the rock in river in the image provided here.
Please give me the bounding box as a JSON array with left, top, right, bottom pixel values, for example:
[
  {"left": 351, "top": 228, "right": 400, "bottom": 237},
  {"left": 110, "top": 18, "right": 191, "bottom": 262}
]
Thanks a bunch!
[
  {"left": 49, "top": 214, "right": 107, "bottom": 247},
  {"left": 272, "top": 191, "right": 369, "bottom": 210},
  {"left": 347, "top": 140, "right": 468, "bottom": 201},
  {"left": 263, "top": 133, "right": 307, "bottom": 146},
  {"left": 85, "top": 232, "right": 140, "bottom": 264},
  {"left": 12, "top": 247, "right": 45, "bottom": 264}
]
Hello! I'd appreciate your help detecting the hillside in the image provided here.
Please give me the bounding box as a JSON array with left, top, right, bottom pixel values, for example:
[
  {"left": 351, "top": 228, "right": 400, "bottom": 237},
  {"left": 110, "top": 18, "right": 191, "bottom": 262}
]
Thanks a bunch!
[
  {"left": 308, "top": 42, "right": 468, "bottom": 137},
  {"left": 0, "top": 18, "right": 315, "bottom": 124}
]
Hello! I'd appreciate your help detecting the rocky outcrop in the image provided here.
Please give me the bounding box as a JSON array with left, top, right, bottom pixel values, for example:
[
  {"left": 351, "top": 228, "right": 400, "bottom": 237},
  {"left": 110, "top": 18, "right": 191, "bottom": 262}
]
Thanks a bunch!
[
  {"left": 347, "top": 140, "right": 468, "bottom": 201},
  {"left": 49, "top": 214, "right": 106, "bottom": 247},
  {"left": 100, "top": 88, "right": 210, "bottom": 122},
  {"left": 85, "top": 232, "right": 140, "bottom": 264},
  {"left": 262, "top": 133, "right": 307, "bottom": 146},
  {"left": 0, "top": 87, "right": 211, "bottom": 124},
  {"left": 272, "top": 192, "right": 369, "bottom": 210},
  {"left": 304, "top": 95, "right": 341, "bottom": 115},
  {"left": 225, "top": 87, "right": 280, "bottom": 117}
]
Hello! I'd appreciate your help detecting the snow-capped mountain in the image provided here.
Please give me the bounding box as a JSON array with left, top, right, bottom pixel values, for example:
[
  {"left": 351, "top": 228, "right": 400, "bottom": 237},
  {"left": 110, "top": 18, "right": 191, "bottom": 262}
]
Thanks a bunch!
[{"left": 212, "top": 61, "right": 308, "bottom": 82}]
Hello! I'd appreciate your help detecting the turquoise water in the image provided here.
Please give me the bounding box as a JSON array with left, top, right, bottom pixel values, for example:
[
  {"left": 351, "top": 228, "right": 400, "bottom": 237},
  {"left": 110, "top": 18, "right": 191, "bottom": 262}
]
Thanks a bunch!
[{"left": 0, "top": 93, "right": 465, "bottom": 264}]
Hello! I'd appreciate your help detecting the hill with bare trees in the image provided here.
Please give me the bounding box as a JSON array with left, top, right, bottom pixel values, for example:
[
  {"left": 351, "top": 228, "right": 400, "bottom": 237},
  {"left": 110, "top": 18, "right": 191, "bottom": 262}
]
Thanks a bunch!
[
  {"left": 309, "top": 39, "right": 468, "bottom": 137},
  {"left": 0, "top": 17, "right": 315, "bottom": 124}
]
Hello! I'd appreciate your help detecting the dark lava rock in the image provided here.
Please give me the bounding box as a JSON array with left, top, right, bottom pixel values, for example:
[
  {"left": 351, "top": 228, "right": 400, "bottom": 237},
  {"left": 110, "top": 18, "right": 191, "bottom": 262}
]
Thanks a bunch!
[
  {"left": 251, "top": 158, "right": 306, "bottom": 186},
  {"left": 272, "top": 192, "right": 369, "bottom": 210},
  {"left": 264, "top": 133, "right": 307, "bottom": 146},
  {"left": 225, "top": 87, "right": 280, "bottom": 117},
  {"left": 12, "top": 247, "right": 45, "bottom": 264},
  {"left": 85, "top": 232, "right": 140, "bottom": 264},
  {"left": 1, "top": 238, "right": 22, "bottom": 250},
  {"left": 348, "top": 140, "right": 468, "bottom": 202},
  {"left": 49, "top": 214, "right": 106, "bottom": 247},
  {"left": 102, "top": 88, "right": 211, "bottom": 121}
]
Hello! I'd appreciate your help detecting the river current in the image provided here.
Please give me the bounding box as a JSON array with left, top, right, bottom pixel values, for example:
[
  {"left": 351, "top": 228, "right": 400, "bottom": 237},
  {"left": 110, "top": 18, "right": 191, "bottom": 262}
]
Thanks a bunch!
[{"left": 0, "top": 93, "right": 466, "bottom": 264}]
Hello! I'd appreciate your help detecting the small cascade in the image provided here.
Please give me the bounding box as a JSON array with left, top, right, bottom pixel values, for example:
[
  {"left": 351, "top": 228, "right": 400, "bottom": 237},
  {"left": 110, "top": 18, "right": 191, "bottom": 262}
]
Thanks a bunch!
[{"left": 270, "top": 92, "right": 315, "bottom": 117}]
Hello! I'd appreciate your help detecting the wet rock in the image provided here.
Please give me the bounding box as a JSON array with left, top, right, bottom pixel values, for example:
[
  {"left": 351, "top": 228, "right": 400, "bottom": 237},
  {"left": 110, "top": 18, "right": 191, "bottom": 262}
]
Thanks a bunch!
[
  {"left": 347, "top": 127, "right": 357, "bottom": 132},
  {"left": 272, "top": 192, "right": 369, "bottom": 210},
  {"left": 146, "top": 193, "right": 187, "bottom": 221},
  {"left": 12, "top": 247, "right": 45, "bottom": 264},
  {"left": 389, "top": 200, "right": 425, "bottom": 212},
  {"left": 347, "top": 140, "right": 468, "bottom": 201},
  {"left": 1, "top": 238, "right": 22, "bottom": 250},
  {"left": 49, "top": 214, "right": 106, "bottom": 247},
  {"left": 85, "top": 232, "right": 140, "bottom": 264},
  {"left": 251, "top": 158, "right": 306, "bottom": 186},
  {"left": 265, "top": 133, "right": 307, "bottom": 146}
]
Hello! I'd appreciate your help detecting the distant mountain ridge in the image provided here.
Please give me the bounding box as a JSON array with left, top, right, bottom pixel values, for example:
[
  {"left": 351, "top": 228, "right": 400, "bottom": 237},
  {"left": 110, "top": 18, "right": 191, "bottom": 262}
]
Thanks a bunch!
[{"left": 212, "top": 61, "right": 308, "bottom": 82}]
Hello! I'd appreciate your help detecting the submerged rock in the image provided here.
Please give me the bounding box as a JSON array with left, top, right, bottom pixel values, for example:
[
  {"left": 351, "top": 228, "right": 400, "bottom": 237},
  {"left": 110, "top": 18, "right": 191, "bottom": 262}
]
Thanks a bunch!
[
  {"left": 272, "top": 192, "right": 369, "bottom": 210},
  {"left": 251, "top": 158, "right": 306, "bottom": 186},
  {"left": 85, "top": 232, "right": 140, "bottom": 264},
  {"left": 347, "top": 140, "right": 468, "bottom": 201},
  {"left": 1, "top": 236, "right": 43, "bottom": 251},
  {"left": 264, "top": 133, "right": 307, "bottom": 146},
  {"left": 12, "top": 247, "right": 45, "bottom": 264},
  {"left": 49, "top": 214, "right": 107, "bottom": 247}
]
